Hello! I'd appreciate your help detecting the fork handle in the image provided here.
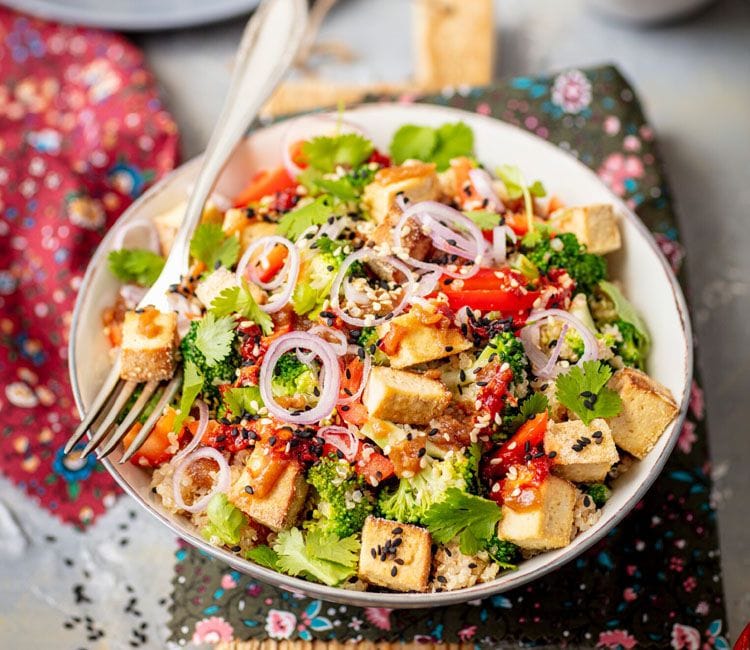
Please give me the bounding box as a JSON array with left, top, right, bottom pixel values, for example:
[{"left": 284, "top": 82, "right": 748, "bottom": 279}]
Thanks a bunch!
[{"left": 148, "top": 0, "right": 308, "bottom": 298}]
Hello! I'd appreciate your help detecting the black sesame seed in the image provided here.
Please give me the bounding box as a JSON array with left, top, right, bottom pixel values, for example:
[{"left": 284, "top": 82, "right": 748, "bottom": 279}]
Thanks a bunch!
[
  {"left": 391, "top": 566, "right": 398, "bottom": 577},
  {"left": 371, "top": 548, "right": 377, "bottom": 558},
  {"left": 583, "top": 495, "right": 592, "bottom": 508},
  {"left": 269, "top": 436, "right": 277, "bottom": 446},
  {"left": 244, "top": 485, "right": 254, "bottom": 495},
  {"left": 391, "top": 527, "right": 403, "bottom": 534},
  {"left": 445, "top": 345, "right": 454, "bottom": 352},
  {"left": 395, "top": 558, "right": 404, "bottom": 565},
  {"left": 418, "top": 447, "right": 426, "bottom": 457},
  {"left": 437, "top": 575, "right": 448, "bottom": 583},
  {"left": 592, "top": 430, "right": 603, "bottom": 438}
]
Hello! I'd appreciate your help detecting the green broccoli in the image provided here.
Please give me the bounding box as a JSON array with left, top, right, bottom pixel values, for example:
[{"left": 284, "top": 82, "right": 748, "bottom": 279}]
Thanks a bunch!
[
  {"left": 584, "top": 483, "right": 612, "bottom": 508},
  {"left": 357, "top": 327, "right": 389, "bottom": 365},
  {"left": 306, "top": 456, "right": 373, "bottom": 538},
  {"left": 376, "top": 448, "right": 479, "bottom": 524},
  {"left": 271, "top": 352, "right": 318, "bottom": 402},
  {"left": 474, "top": 330, "right": 528, "bottom": 381},
  {"left": 523, "top": 232, "right": 606, "bottom": 295},
  {"left": 180, "top": 320, "right": 240, "bottom": 405},
  {"left": 484, "top": 535, "right": 520, "bottom": 569},
  {"left": 613, "top": 319, "right": 647, "bottom": 370}
]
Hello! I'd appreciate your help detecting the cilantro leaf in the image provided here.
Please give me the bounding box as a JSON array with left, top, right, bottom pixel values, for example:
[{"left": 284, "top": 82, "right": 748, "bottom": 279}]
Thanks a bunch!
[
  {"left": 507, "top": 392, "right": 549, "bottom": 431},
  {"left": 528, "top": 180, "right": 547, "bottom": 198},
  {"left": 388, "top": 121, "right": 474, "bottom": 171},
  {"left": 422, "top": 488, "right": 502, "bottom": 556},
  {"left": 465, "top": 210, "right": 502, "bottom": 230},
  {"left": 210, "top": 281, "right": 273, "bottom": 335},
  {"left": 301, "top": 133, "right": 374, "bottom": 173},
  {"left": 272, "top": 527, "right": 359, "bottom": 586},
  {"left": 555, "top": 360, "right": 623, "bottom": 425},
  {"left": 194, "top": 312, "right": 236, "bottom": 367},
  {"left": 245, "top": 545, "right": 280, "bottom": 569},
  {"left": 389, "top": 125, "right": 438, "bottom": 164},
  {"left": 173, "top": 360, "right": 204, "bottom": 433},
  {"left": 223, "top": 386, "right": 264, "bottom": 418},
  {"left": 190, "top": 223, "right": 240, "bottom": 270},
  {"left": 107, "top": 249, "right": 165, "bottom": 286},
  {"left": 277, "top": 196, "right": 335, "bottom": 241}
]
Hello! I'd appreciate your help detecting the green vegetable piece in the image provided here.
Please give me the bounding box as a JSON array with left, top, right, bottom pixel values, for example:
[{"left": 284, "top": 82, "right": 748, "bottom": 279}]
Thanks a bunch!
[
  {"left": 555, "top": 360, "right": 623, "bottom": 425},
  {"left": 585, "top": 483, "right": 612, "bottom": 508},
  {"left": 245, "top": 545, "right": 280, "bottom": 569},
  {"left": 107, "top": 249, "right": 165, "bottom": 287},
  {"left": 277, "top": 195, "right": 335, "bottom": 241},
  {"left": 180, "top": 320, "right": 240, "bottom": 406},
  {"left": 484, "top": 535, "right": 520, "bottom": 569},
  {"left": 464, "top": 210, "right": 502, "bottom": 230},
  {"left": 210, "top": 280, "right": 273, "bottom": 335},
  {"left": 598, "top": 280, "right": 650, "bottom": 366},
  {"left": 189, "top": 223, "right": 240, "bottom": 270},
  {"left": 194, "top": 312, "right": 236, "bottom": 367},
  {"left": 200, "top": 493, "right": 246, "bottom": 547},
  {"left": 473, "top": 330, "right": 528, "bottom": 381},
  {"left": 222, "top": 386, "right": 264, "bottom": 418},
  {"left": 388, "top": 121, "right": 474, "bottom": 171},
  {"left": 301, "top": 133, "right": 374, "bottom": 173},
  {"left": 173, "top": 360, "right": 204, "bottom": 433}
]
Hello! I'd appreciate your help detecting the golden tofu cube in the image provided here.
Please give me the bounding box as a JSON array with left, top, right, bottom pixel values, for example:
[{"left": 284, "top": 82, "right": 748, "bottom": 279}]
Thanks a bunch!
[
  {"left": 120, "top": 309, "right": 177, "bottom": 382},
  {"left": 228, "top": 456, "right": 308, "bottom": 532},
  {"left": 497, "top": 475, "right": 577, "bottom": 551},
  {"left": 358, "top": 516, "right": 432, "bottom": 592},
  {"left": 606, "top": 367, "right": 679, "bottom": 459},
  {"left": 550, "top": 204, "right": 622, "bottom": 255},
  {"left": 376, "top": 310, "right": 472, "bottom": 369},
  {"left": 222, "top": 209, "right": 278, "bottom": 253},
  {"left": 362, "top": 366, "right": 451, "bottom": 425},
  {"left": 544, "top": 418, "right": 619, "bottom": 483},
  {"left": 362, "top": 162, "right": 440, "bottom": 223}
]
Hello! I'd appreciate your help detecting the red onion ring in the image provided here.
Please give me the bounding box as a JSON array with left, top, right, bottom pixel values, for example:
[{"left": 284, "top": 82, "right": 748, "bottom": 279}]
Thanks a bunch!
[
  {"left": 113, "top": 218, "right": 161, "bottom": 255},
  {"left": 468, "top": 168, "right": 505, "bottom": 213},
  {"left": 235, "top": 235, "right": 300, "bottom": 313},
  {"left": 492, "top": 226, "right": 507, "bottom": 265},
  {"left": 411, "top": 270, "right": 442, "bottom": 299},
  {"left": 338, "top": 344, "right": 371, "bottom": 405},
  {"left": 519, "top": 309, "right": 599, "bottom": 379},
  {"left": 318, "top": 425, "right": 359, "bottom": 461},
  {"left": 393, "top": 201, "right": 484, "bottom": 279},
  {"left": 330, "top": 248, "right": 414, "bottom": 327},
  {"left": 260, "top": 332, "right": 341, "bottom": 425},
  {"left": 538, "top": 322, "right": 569, "bottom": 378},
  {"left": 281, "top": 115, "right": 368, "bottom": 179},
  {"left": 297, "top": 325, "right": 349, "bottom": 364},
  {"left": 172, "top": 446, "right": 231, "bottom": 514},
  {"left": 172, "top": 399, "right": 209, "bottom": 463}
]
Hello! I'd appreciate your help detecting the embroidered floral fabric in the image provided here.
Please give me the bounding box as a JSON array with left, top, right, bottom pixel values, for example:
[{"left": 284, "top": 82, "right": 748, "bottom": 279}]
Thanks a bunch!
[
  {"left": 169, "top": 66, "right": 728, "bottom": 648},
  {"left": 0, "top": 8, "right": 179, "bottom": 527}
]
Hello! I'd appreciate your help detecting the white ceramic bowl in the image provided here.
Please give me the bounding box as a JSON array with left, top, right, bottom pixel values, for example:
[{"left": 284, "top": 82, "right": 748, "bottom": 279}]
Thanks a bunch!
[{"left": 69, "top": 103, "right": 692, "bottom": 608}]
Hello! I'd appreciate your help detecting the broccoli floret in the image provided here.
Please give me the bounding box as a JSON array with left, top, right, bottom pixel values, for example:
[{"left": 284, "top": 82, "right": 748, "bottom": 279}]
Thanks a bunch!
[
  {"left": 180, "top": 321, "right": 240, "bottom": 405},
  {"left": 376, "top": 448, "right": 479, "bottom": 524},
  {"left": 474, "top": 330, "right": 528, "bottom": 381},
  {"left": 524, "top": 232, "right": 606, "bottom": 295},
  {"left": 484, "top": 535, "right": 520, "bottom": 569},
  {"left": 584, "top": 483, "right": 612, "bottom": 508},
  {"left": 613, "top": 319, "right": 647, "bottom": 370},
  {"left": 271, "top": 352, "right": 318, "bottom": 402},
  {"left": 306, "top": 456, "right": 373, "bottom": 538},
  {"left": 357, "top": 327, "right": 389, "bottom": 365}
]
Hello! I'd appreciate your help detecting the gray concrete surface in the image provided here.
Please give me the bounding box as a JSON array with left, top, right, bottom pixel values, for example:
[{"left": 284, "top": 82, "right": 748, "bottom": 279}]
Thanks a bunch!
[{"left": 132, "top": 0, "right": 750, "bottom": 636}]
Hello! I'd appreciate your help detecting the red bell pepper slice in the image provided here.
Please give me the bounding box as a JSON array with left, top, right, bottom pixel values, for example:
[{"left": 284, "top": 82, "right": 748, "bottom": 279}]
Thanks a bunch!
[{"left": 233, "top": 165, "right": 296, "bottom": 207}]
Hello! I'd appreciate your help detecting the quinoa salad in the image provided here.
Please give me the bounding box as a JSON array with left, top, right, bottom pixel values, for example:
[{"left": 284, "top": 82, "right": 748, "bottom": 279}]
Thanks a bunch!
[{"left": 103, "top": 116, "right": 679, "bottom": 593}]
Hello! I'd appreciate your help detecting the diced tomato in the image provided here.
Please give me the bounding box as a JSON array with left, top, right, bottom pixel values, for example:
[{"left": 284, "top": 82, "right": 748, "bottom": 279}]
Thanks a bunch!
[
  {"left": 233, "top": 166, "right": 296, "bottom": 207},
  {"left": 355, "top": 443, "right": 395, "bottom": 484},
  {"left": 367, "top": 149, "right": 391, "bottom": 167},
  {"left": 482, "top": 412, "right": 549, "bottom": 482},
  {"left": 438, "top": 267, "right": 540, "bottom": 314},
  {"left": 122, "top": 407, "right": 180, "bottom": 467},
  {"left": 504, "top": 212, "right": 529, "bottom": 236},
  {"left": 336, "top": 356, "right": 369, "bottom": 426},
  {"left": 254, "top": 244, "right": 288, "bottom": 283},
  {"left": 338, "top": 401, "right": 368, "bottom": 427}
]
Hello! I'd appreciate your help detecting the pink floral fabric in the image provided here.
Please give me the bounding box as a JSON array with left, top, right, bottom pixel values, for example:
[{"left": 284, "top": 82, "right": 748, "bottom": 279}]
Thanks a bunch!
[{"left": 0, "top": 8, "right": 179, "bottom": 527}]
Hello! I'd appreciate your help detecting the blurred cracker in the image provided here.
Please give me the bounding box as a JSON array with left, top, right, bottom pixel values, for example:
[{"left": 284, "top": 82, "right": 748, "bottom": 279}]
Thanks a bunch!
[{"left": 413, "top": 0, "right": 495, "bottom": 90}]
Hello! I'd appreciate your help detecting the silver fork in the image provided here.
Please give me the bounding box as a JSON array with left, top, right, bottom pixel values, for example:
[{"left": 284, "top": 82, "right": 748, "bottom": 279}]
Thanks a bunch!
[{"left": 64, "top": 0, "right": 308, "bottom": 463}]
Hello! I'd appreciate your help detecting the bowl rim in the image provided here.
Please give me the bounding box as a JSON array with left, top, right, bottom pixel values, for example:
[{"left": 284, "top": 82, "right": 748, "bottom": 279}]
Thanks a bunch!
[{"left": 69, "top": 102, "right": 693, "bottom": 608}]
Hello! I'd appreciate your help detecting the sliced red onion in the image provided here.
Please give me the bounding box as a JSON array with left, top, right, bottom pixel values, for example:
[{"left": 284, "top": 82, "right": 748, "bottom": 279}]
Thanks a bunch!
[
  {"left": 316, "top": 216, "right": 347, "bottom": 245},
  {"left": 173, "top": 399, "right": 209, "bottom": 464},
  {"left": 260, "top": 332, "right": 341, "bottom": 425},
  {"left": 172, "top": 447, "right": 230, "bottom": 514},
  {"left": 468, "top": 168, "right": 505, "bottom": 213},
  {"left": 492, "top": 226, "right": 507, "bottom": 265},
  {"left": 393, "top": 201, "right": 484, "bottom": 279},
  {"left": 343, "top": 278, "right": 371, "bottom": 305},
  {"left": 520, "top": 308, "right": 599, "bottom": 379},
  {"left": 538, "top": 322, "right": 569, "bottom": 378},
  {"left": 318, "top": 425, "right": 359, "bottom": 461},
  {"left": 411, "top": 270, "right": 442, "bottom": 299},
  {"left": 330, "top": 249, "right": 414, "bottom": 327},
  {"left": 281, "top": 115, "right": 368, "bottom": 179},
  {"left": 297, "top": 325, "right": 349, "bottom": 364},
  {"left": 338, "top": 344, "right": 371, "bottom": 405},
  {"left": 167, "top": 292, "right": 202, "bottom": 339},
  {"left": 235, "top": 235, "right": 300, "bottom": 313},
  {"left": 119, "top": 284, "right": 148, "bottom": 309},
  {"left": 112, "top": 218, "right": 160, "bottom": 254}
]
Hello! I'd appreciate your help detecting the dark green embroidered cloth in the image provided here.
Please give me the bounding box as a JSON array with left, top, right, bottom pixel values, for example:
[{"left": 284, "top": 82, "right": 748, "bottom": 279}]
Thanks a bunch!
[{"left": 169, "top": 65, "right": 728, "bottom": 649}]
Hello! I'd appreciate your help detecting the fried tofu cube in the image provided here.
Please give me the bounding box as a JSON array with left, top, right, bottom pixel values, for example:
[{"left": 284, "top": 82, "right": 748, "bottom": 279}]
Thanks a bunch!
[
  {"left": 153, "top": 200, "right": 223, "bottom": 256},
  {"left": 358, "top": 516, "right": 432, "bottom": 592},
  {"left": 222, "top": 209, "right": 278, "bottom": 252},
  {"left": 606, "top": 368, "right": 679, "bottom": 459},
  {"left": 120, "top": 308, "right": 177, "bottom": 382},
  {"left": 550, "top": 203, "right": 622, "bottom": 255},
  {"left": 227, "top": 456, "right": 308, "bottom": 532},
  {"left": 376, "top": 309, "right": 472, "bottom": 369},
  {"left": 362, "top": 162, "right": 440, "bottom": 223},
  {"left": 497, "top": 475, "right": 577, "bottom": 551},
  {"left": 544, "top": 419, "right": 619, "bottom": 483},
  {"left": 363, "top": 367, "right": 451, "bottom": 425},
  {"left": 195, "top": 267, "right": 238, "bottom": 309}
]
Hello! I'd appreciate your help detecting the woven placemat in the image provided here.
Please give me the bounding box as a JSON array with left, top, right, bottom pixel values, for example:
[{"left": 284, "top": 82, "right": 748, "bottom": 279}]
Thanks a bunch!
[{"left": 168, "top": 65, "right": 729, "bottom": 649}]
